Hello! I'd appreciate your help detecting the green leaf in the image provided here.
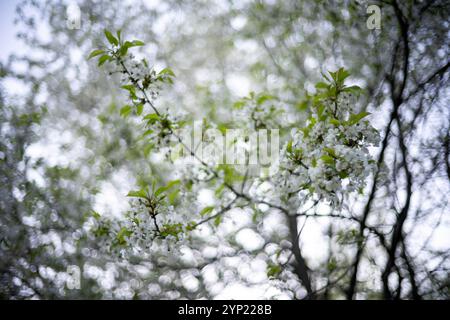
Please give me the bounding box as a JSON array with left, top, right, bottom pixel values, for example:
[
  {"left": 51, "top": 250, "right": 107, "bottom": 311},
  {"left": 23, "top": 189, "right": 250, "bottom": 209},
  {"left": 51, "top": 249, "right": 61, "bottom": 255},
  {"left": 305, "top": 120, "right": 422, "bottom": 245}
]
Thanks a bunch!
[
  {"left": 126, "top": 189, "right": 147, "bottom": 199},
  {"left": 154, "top": 186, "right": 167, "bottom": 197},
  {"left": 166, "top": 179, "right": 180, "bottom": 189},
  {"left": 185, "top": 221, "right": 197, "bottom": 231},
  {"left": 120, "top": 105, "right": 132, "bottom": 117},
  {"left": 320, "top": 155, "right": 334, "bottom": 165},
  {"left": 339, "top": 171, "right": 349, "bottom": 179},
  {"left": 324, "top": 147, "right": 336, "bottom": 157},
  {"left": 200, "top": 206, "right": 214, "bottom": 217},
  {"left": 215, "top": 184, "right": 225, "bottom": 197},
  {"left": 158, "top": 67, "right": 175, "bottom": 77},
  {"left": 296, "top": 100, "right": 309, "bottom": 111},
  {"left": 91, "top": 211, "right": 101, "bottom": 220},
  {"left": 301, "top": 126, "right": 310, "bottom": 138},
  {"left": 214, "top": 215, "right": 222, "bottom": 227},
  {"left": 328, "top": 70, "right": 338, "bottom": 82},
  {"left": 119, "top": 40, "right": 145, "bottom": 56},
  {"left": 154, "top": 180, "right": 180, "bottom": 197},
  {"left": 327, "top": 258, "right": 337, "bottom": 272},
  {"left": 286, "top": 140, "right": 293, "bottom": 153},
  {"left": 321, "top": 71, "right": 331, "bottom": 82},
  {"left": 93, "top": 225, "right": 109, "bottom": 237},
  {"left": 256, "top": 93, "right": 275, "bottom": 105},
  {"left": 119, "top": 45, "right": 129, "bottom": 56},
  {"left": 136, "top": 104, "right": 144, "bottom": 116},
  {"left": 104, "top": 29, "right": 118, "bottom": 46},
  {"left": 88, "top": 49, "right": 105, "bottom": 60},
  {"left": 168, "top": 189, "right": 180, "bottom": 205},
  {"left": 329, "top": 118, "right": 340, "bottom": 126},
  {"left": 97, "top": 54, "right": 111, "bottom": 66},
  {"left": 144, "top": 113, "right": 160, "bottom": 125},
  {"left": 142, "top": 129, "right": 154, "bottom": 137},
  {"left": 323, "top": 148, "right": 336, "bottom": 157},
  {"left": 317, "top": 104, "right": 326, "bottom": 117},
  {"left": 143, "top": 143, "right": 153, "bottom": 157},
  {"left": 116, "top": 227, "right": 132, "bottom": 246},
  {"left": 233, "top": 101, "right": 246, "bottom": 109},
  {"left": 131, "top": 40, "right": 145, "bottom": 47},
  {"left": 348, "top": 111, "right": 371, "bottom": 125},
  {"left": 267, "top": 264, "right": 282, "bottom": 278},
  {"left": 337, "top": 67, "right": 350, "bottom": 83},
  {"left": 343, "top": 85, "right": 362, "bottom": 94},
  {"left": 121, "top": 85, "right": 137, "bottom": 99},
  {"left": 315, "top": 82, "right": 329, "bottom": 90},
  {"left": 121, "top": 85, "right": 135, "bottom": 91},
  {"left": 160, "top": 223, "right": 183, "bottom": 239},
  {"left": 218, "top": 164, "right": 243, "bottom": 184}
]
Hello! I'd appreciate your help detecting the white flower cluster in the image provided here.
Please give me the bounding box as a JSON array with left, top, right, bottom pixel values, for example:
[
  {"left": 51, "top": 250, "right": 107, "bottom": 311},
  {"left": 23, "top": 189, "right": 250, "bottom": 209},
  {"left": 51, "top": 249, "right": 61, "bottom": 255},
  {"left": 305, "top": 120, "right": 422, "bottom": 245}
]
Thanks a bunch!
[
  {"left": 90, "top": 198, "right": 192, "bottom": 258},
  {"left": 118, "top": 54, "right": 161, "bottom": 100},
  {"left": 116, "top": 53, "right": 185, "bottom": 156},
  {"left": 281, "top": 93, "right": 380, "bottom": 204}
]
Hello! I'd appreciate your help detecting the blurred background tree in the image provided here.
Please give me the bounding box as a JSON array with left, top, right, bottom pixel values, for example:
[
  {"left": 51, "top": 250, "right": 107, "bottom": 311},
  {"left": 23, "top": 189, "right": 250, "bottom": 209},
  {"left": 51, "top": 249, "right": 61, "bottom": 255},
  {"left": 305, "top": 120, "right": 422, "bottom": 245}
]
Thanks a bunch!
[{"left": 0, "top": 0, "right": 448, "bottom": 299}]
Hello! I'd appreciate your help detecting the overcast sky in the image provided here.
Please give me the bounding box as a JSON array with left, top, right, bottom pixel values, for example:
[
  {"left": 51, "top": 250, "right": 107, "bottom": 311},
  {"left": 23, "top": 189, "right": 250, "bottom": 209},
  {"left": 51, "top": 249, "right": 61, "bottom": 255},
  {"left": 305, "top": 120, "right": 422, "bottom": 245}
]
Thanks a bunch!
[{"left": 0, "top": 1, "right": 21, "bottom": 62}]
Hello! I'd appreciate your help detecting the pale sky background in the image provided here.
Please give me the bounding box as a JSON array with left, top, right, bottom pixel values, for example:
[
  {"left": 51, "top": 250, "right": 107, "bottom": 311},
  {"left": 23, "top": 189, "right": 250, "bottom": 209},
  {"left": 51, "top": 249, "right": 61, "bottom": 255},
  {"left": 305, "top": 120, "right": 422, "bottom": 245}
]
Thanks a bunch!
[{"left": 0, "top": 0, "right": 21, "bottom": 63}]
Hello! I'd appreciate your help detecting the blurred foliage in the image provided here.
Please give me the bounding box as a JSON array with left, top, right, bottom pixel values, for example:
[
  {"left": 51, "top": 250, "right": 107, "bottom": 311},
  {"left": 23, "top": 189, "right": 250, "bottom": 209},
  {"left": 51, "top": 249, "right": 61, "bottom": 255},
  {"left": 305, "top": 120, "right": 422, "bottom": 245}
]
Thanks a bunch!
[{"left": 0, "top": 0, "right": 449, "bottom": 299}]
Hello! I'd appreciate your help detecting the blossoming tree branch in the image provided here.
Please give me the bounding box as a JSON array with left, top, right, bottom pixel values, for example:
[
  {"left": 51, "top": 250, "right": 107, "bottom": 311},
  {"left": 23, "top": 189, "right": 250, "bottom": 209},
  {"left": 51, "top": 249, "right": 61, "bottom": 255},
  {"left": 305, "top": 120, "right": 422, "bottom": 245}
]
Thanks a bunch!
[{"left": 86, "top": 30, "right": 380, "bottom": 298}]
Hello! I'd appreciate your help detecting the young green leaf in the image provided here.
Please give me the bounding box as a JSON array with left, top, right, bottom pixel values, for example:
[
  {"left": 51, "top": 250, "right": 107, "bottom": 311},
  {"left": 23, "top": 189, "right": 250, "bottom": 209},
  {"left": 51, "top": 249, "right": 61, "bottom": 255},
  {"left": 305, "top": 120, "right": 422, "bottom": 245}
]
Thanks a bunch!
[
  {"left": 121, "top": 85, "right": 135, "bottom": 92},
  {"left": 348, "top": 111, "right": 371, "bottom": 125},
  {"left": 329, "top": 118, "right": 340, "bottom": 126},
  {"left": 286, "top": 140, "right": 293, "bottom": 154},
  {"left": 320, "top": 155, "right": 335, "bottom": 165},
  {"left": 158, "top": 67, "right": 175, "bottom": 77},
  {"left": 104, "top": 29, "right": 118, "bottom": 46},
  {"left": 144, "top": 113, "right": 160, "bottom": 125},
  {"left": 256, "top": 93, "right": 275, "bottom": 105},
  {"left": 154, "top": 186, "right": 167, "bottom": 197},
  {"left": 337, "top": 67, "right": 350, "bottom": 83},
  {"left": 126, "top": 189, "right": 147, "bottom": 199},
  {"left": 166, "top": 180, "right": 181, "bottom": 189},
  {"left": 214, "top": 215, "right": 222, "bottom": 227},
  {"left": 88, "top": 49, "right": 105, "bottom": 60},
  {"left": 120, "top": 105, "right": 132, "bottom": 117},
  {"left": 141, "top": 129, "right": 154, "bottom": 137},
  {"left": 91, "top": 211, "right": 101, "bottom": 220},
  {"left": 315, "top": 82, "right": 329, "bottom": 90},
  {"left": 116, "top": 227, "right": 132, "bottom": 246},
  {"left": 321, "top": 71, "right": 332, "bottom": 82},
  {"left": 154, "top": 180, "right": 180, "bottom": 197},
  {"left": 343, "top": 85, "right": 362, "bottom": 95},
  {"left": 296, "top": 100, "right": 309, "bottom": 111},
  {"left": 136, "top": 104, "right": 144, "bottom": 116},
  {"left": 97, "top": 54, "right": 111, "bottom": 66},
  {"left": 131, "top": 40, "right": 145, "bottom": 47},
  {"left": 200, "top": 206, "right": 214, "bottom": 217},
  {"left": 233, "top": 101, "right": 246, "bottom": 109},
  {"left": 267, "top": 263, "right": 282, "bottom": 278}
]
